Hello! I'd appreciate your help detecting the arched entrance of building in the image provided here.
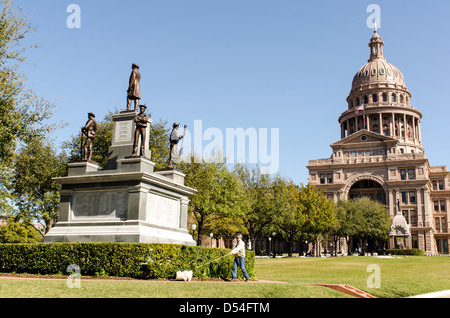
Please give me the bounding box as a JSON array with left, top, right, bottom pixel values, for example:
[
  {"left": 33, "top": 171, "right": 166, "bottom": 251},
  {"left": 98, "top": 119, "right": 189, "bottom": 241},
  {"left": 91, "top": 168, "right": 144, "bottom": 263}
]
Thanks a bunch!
[
  {"left": 341, "top": 174, "right": 388, "bottom": 205},
  {"left": 340, "top": 174, "right": 390, "bottom": 254},
  {"left": 348, "top": 179, "right": 386, "bottom": 205}
]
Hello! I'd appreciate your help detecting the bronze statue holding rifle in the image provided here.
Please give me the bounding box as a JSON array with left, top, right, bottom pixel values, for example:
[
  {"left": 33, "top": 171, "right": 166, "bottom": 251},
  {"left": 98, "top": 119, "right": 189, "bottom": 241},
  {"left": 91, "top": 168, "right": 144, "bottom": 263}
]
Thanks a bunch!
[{"left": 168, "top": 123, "right": 186, "bottom": 169}]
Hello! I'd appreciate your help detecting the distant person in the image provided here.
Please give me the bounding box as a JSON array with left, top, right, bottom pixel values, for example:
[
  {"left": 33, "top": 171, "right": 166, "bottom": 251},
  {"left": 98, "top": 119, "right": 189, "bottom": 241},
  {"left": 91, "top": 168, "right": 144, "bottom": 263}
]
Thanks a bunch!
[{"left": 228, "top": 233, "right": 250, "bottom": 282}]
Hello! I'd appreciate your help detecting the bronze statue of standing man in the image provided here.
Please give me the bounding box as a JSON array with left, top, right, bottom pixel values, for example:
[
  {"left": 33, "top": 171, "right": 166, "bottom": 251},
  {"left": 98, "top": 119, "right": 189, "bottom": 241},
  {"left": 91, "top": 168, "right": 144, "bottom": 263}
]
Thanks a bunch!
[
  {"left": 127, "top": 63, "right": 141, "bottom": 111},
  {"left": 82, "top": 112, "right": 97, "bottom": 161},
  {"left": 168, "top": 123, "right": 186, "bottom": 168},
  {"left": 132, "top": 104, "right": 150, "bottom": 157}
]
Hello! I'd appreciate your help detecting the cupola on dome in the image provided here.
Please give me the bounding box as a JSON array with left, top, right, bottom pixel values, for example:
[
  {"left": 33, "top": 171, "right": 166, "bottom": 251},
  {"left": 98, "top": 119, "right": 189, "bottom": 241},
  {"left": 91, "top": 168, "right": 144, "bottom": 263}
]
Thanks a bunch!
[{"left": 350, "top": 28, "right": 407, "bottom": 94}]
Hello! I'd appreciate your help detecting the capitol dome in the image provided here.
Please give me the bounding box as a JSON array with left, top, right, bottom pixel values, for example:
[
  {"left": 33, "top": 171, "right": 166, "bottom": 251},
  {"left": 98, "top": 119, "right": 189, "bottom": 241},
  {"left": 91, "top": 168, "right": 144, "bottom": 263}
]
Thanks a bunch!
[
  {"left": 339, "top": 28, "right": 423, "bottom": 153},
  {"left": 350, "top": 29, "right": 408, "bottom": 94}
]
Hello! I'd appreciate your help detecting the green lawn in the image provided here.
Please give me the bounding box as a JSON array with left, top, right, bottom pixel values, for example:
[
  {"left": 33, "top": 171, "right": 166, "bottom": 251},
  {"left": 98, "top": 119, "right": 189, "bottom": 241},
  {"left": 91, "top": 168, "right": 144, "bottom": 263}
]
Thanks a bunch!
[{"left": 0, "top": 256, "right": 448, "bottom": 298}]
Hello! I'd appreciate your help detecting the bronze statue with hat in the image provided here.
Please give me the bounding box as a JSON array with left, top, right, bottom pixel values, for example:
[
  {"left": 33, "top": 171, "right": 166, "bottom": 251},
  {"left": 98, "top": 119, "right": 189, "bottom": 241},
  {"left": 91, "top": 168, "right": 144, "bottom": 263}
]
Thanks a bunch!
[
  {"left": 126, "top": 63, "right": 141, "bottom": 111},
  {"left": 81, "top": 112, "right": 97, "bottom": 161},
  {"left": 168, "top": 122, "right": 187, "bottom": 169},
  {"left": 132, "top": 104, "right": 150, "bottom": 157}
]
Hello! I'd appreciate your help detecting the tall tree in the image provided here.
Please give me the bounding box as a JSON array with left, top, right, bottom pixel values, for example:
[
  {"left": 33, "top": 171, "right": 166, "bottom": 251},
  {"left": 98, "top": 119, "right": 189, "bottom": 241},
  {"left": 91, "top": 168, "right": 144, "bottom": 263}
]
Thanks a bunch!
[
  {"left": 271, "top": 177, "right": 304, "bottom": 256},
  {"left": 179, "top": 156, "right": 245, "bottom": 246},
  {"left": 0, "top": 0, "right": 60, "bottom": 215},
  {"left": 299, "top": 183, "right": 337, "bottom": 257},
  {"left": 12, "top": 138, "right": 67, "bottom": 233},
  {"left": 233, "top": 164, "right": 275, "bottom": 251}
]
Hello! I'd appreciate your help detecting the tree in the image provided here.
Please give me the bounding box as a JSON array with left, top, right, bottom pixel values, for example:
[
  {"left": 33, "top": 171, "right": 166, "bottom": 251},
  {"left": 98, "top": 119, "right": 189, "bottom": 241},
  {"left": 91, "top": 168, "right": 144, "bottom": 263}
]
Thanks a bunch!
[
  {"left": 336, "top": 198, "right": 391, "bottom": 254},
  {"left": 0, "top": 219, "right": 43, "bottom": 243},
  {"left": 179, "top": 155, "right": 245, "bottom": 246},
  {"left": 0, "top": 0, "right": 60, "bottom": 214},
  {"left": 12, "top": 138, "right": 67, "bottom": 234},
  {"left": 299, "top": 183, "right": 337, "bottom": 257},
  {"left": 149, "top": 117, "right": 170, "bottom": 171},
  {"left": 271, "top": 177, "right": 304, "bottom": 256},
  {"left": 233, "top": 164, "right": 275, "bottom": 252}
]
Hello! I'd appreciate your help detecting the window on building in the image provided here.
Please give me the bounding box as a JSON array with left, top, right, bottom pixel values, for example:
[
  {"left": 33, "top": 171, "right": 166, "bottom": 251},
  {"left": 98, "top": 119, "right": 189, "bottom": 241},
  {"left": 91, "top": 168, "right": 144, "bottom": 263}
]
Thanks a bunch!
[
  {"left": 408, "top": 169, "right": 415, "bottom": 180},
  {"left": 442, "top": 218, "right": 448, "bottom": 232},
  {"left": 410, "top": 210, "right": 418, "bottom": 227},
  {"left": 444, "top": 240, "right": 449, "bottom": 253},
  {"left": 401, "top": 192, "right": 408, "bottom": 203},
  {"left": 327, "top": 174, "right": 333, "bottom": 184},
  {"left": 436, "top": 239, "right": 442, "bottom": 253},
  {"left": 364, "top": 96, "right": 369, "bottom": 104},
  {"left": 373, "top": 94, "right": 378, "bottom": 103},
  {"left": 434, "top": 201, "right": 440, "bottom": 212},
  {"left": 409, "top": 192, "right": 416, "bottom": 204},
  {"left": 382, "top": 93, "right": 388, "bottom": 102},
  {"left": 440, "top": 200, "right": 446, "bottom": 211},
  {"left": 435, "top": 218, "right": 441, "bottom": 231},
  {"left": 412, "top": 234, "right": 418, "bottom": 248},
  {"left": 400, "top": 169, "right": 407, "bottom": 180},
  {"left": 438, "top": 180, "right": 444, "bottom": 190},
  {"left": 320, "top": 174, "right": 326, "bottom": 185}
]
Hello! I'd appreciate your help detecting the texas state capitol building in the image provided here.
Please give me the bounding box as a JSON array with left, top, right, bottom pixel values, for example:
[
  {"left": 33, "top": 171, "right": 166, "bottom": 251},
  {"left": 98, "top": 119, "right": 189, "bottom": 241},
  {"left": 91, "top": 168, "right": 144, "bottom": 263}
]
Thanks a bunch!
[{"left": 307, "top": 28, "right": 450, "bottom": 255}]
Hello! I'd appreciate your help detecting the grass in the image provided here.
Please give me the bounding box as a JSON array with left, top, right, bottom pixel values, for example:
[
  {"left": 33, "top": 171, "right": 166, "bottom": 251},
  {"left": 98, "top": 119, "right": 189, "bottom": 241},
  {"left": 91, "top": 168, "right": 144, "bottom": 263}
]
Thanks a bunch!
[{"left": 0, "top": 256, "right": 448, "bottom": 298}]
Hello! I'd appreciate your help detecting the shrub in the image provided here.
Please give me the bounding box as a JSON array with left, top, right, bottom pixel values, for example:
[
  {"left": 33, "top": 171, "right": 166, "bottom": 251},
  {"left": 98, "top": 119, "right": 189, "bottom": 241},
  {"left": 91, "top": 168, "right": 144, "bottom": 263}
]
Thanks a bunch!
[
  {"left": 0, "top": 243, "right": 255, "bottom": 279},
  {"left": 383, "top": 249, "right": 425, "bottom": 256}
]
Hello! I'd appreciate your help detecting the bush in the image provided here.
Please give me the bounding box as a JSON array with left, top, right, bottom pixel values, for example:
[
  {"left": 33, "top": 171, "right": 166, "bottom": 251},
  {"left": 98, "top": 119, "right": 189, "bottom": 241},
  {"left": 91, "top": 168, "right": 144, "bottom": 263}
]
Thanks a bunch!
[
  {"left": 0, "top": 243, "right": 255, "bottom": 279},
  {"left": 383, "top": 249, "right": 425, "bottom": 256}
]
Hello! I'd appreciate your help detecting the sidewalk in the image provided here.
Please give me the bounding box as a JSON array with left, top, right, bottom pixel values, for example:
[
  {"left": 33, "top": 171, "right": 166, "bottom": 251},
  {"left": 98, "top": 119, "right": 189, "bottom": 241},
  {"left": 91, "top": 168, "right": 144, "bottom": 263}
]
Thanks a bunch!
[{"left": 405, "top": 290, "right": 450, "bottom": 298}]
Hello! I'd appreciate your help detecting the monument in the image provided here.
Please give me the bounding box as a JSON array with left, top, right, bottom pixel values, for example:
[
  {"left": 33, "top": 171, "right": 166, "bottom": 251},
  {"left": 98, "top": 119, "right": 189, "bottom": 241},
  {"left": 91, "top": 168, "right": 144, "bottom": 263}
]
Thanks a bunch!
[{"left": 44, "top": 64, "right": 197, "bottom": 245}]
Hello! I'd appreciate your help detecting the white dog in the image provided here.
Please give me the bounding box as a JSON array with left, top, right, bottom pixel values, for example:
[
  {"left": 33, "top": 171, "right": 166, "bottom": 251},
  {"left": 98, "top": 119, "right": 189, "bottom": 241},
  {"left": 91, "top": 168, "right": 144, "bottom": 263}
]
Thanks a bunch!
[{"left": 176, "top": 270, "right": 193, "bottom": 282}]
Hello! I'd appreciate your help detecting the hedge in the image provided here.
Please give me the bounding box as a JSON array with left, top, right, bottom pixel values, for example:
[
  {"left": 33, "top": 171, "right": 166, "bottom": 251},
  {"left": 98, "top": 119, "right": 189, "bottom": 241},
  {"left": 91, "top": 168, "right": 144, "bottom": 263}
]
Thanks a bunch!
[
  {"left": 0, "top": 243, "right": 255, "bottom": 280},
  {"left": 383, "top": 249, "right": 425, "bottom": 256}
]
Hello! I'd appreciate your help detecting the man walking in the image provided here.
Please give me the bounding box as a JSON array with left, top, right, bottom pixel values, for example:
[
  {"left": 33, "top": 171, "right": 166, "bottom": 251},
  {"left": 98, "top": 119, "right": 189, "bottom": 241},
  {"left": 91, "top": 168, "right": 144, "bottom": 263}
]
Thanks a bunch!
[{"left": 228, "top": 233, "right": 250, "bottom": 282}]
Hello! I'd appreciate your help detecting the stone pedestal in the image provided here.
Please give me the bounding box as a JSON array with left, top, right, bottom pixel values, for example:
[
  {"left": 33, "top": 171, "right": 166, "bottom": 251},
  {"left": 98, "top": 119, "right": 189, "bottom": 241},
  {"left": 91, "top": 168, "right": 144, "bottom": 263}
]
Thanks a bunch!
[
  {"left": 105, "top": 111, "right": 152, "bottom": 170},
  {"left": 45, "top": 110, "right": 196, "bottom": 246}
]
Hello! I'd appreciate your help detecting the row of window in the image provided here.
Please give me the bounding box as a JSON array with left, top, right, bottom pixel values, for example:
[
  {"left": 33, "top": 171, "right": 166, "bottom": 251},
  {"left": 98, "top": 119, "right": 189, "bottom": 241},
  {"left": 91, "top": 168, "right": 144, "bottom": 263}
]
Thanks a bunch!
[
  {"left": 435, "top": 217, "right": 448, "bottom": 232},
  {"left": 436, "top": 239, "right": 449, "bottom": 253},
  {"left": 344, "top": 149, "right": 386, "bottom": 157},
  {"left": 349, "top": 93, "right": 410, "bottom": 108},
  {"left": 432, "top": 180, "right": 445, "bottom": 191},
  {"left": 434, "top": 200, "right": 447, "bottom": 212},
  {"left": 400, "top": 168, "right": 416, "bottom": 180},
  {"left": 400, "top": 191, "right": 416, "bottom": 204},
  {"left": 320, "top": 168, "right": 416, "bottom": 185}
]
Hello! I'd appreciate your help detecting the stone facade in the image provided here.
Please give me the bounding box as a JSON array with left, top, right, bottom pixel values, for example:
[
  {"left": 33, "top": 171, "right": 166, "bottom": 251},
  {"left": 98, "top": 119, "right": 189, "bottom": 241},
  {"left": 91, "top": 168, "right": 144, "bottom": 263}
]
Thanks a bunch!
[{"left": 307, "top": 29, "right": 450, "bottom": 255}]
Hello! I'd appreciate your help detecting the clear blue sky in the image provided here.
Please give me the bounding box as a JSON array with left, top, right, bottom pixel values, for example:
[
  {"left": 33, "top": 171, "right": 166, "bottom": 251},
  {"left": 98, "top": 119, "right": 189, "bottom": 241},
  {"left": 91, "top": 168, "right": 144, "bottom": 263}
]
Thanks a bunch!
[{"left": 13, "top": 0, "right": 450, "bottom": 184}]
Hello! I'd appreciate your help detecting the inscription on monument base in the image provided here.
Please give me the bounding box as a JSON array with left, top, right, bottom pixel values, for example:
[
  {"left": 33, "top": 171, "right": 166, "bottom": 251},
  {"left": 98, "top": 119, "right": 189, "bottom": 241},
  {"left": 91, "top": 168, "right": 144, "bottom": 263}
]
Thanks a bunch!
[
  {"left": 115, "top": 121, "right": 133, "bottom": 143},
  {"left": 73, "top": 191, "right": 128, "bottom": 219}
]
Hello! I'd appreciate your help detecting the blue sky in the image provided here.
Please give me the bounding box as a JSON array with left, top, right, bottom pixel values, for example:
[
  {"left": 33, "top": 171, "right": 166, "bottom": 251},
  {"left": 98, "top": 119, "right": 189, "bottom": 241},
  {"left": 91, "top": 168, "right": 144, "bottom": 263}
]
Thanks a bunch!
[{"left": 13, "top": 0, "right": 450, "bottom": 184}]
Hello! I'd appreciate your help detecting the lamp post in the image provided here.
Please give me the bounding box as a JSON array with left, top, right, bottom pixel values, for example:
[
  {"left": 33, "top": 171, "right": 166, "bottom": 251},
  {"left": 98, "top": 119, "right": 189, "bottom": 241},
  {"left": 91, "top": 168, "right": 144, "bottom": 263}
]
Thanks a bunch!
[
  {"left": 272, "top": 232, "right": 276, "bottom": 258},
  {"left": 305, "top": 240, "right": 308, "bottom": 257},
  {"left": 210, "top": 232, "right": 214, "bottom": 248},
  {"left": 268, "top": 237, "right": 272, "bottom": 257},
  {"left": 192, "top": 224, "right": 197, "bottom": 245}
]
